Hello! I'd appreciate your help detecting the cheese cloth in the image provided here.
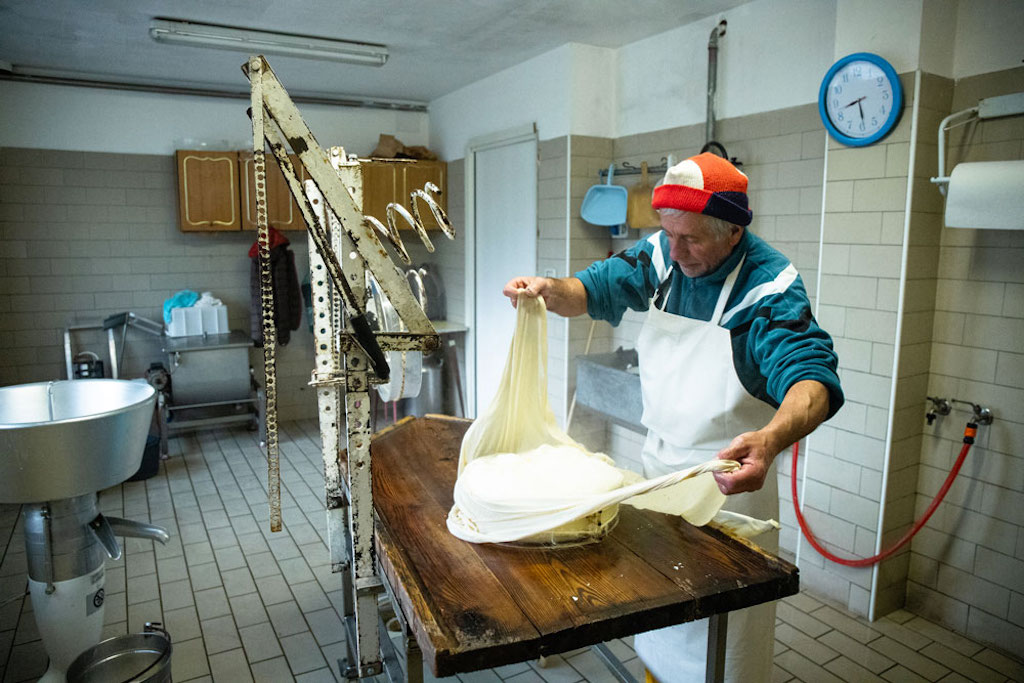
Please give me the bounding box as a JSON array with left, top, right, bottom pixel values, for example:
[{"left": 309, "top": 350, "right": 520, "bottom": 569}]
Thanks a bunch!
[{"left": 447, "top": 293, "right": 777, "bottom": 545}]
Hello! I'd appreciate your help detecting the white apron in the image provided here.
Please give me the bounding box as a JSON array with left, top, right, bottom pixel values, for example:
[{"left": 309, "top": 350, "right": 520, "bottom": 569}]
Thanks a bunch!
[{"left": 634, "top": 255, "right": 779, "bottom": 683}]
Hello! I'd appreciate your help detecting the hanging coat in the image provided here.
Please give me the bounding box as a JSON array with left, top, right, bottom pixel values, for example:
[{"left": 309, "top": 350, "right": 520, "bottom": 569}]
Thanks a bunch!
[{"left": 249, "top": 227, "right": 302, "bottom": 345}]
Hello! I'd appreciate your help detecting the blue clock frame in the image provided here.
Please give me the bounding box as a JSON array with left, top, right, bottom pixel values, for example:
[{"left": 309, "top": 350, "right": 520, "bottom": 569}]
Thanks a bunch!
[{"left": 818, "top": 52, "right": 903, "bottom": 147}]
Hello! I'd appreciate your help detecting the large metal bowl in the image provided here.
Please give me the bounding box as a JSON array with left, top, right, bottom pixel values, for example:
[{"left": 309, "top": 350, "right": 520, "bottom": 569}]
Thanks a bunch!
[{"left": 0, "top": 379, "right": 156, "bottom": 503}]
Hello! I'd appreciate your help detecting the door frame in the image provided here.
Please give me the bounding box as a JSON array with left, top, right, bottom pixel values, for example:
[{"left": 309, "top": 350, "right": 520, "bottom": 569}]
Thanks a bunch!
[{"left": 463, "top": 123, "right": 538, "bottom": 417}]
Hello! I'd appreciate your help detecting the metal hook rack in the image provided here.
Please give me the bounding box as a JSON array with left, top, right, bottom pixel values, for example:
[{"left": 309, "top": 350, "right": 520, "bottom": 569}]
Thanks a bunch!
[{"left": 597, "top": 158, "right": 671, "bottom": 179}]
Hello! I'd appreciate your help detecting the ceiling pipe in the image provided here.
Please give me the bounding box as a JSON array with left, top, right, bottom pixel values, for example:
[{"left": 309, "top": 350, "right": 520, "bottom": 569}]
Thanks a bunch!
[{"left": 0, "top": 69, "right": 427, "bottom": 112}]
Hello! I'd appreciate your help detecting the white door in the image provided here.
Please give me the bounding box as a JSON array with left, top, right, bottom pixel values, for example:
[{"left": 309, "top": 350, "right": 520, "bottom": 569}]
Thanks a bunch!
[{"left": 468, "top": 128, "right": 537, "bottom": 415}]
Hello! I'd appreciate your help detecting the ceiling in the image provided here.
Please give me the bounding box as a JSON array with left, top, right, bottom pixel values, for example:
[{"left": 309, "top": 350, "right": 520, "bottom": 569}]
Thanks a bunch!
[{"left": 0, "top": 0, "right": 751, "bottom": 106}]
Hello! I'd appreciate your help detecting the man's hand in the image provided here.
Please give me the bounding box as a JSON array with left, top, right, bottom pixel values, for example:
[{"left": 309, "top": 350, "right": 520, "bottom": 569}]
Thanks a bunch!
[
  {"left": 712, "top": 430, "right": 779, "bottom": 495},
  {"left": 712, "top": 380, "right": 832, "bottom": 495},
  {"left": 501, "top": 276, "right": 588, "bottom": 317},
  {"left": 502, "top": 276, "right": 552, "bottom": 308}
]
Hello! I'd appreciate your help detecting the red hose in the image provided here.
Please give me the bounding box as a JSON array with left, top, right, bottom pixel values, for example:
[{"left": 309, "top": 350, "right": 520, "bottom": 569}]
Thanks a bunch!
[{"left": 791, "top": 424, "right": 975, "bottom": 567}]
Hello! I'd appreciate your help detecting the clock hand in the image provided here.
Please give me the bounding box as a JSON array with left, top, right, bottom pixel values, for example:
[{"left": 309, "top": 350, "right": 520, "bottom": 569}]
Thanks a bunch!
[
  {"left": 843, "top": 96, "right": 867, "bottom": 109},
  {"left": 857, "top": 99, "right": 864, "bottom": 120}
]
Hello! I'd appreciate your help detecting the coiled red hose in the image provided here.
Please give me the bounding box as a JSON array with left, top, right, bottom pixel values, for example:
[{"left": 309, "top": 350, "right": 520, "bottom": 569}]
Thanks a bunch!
[{"left": 791, "top": 423, "right": 976, "bottom": 567}]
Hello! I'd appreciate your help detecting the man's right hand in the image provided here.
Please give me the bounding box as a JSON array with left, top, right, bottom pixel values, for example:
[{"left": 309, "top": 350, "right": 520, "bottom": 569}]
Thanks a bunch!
[
  {"left": 502, "top": 276, "right": 551, "bottom": 308},
  {"left": 501, "top": 276, "right": 588, "bottom": 317}
]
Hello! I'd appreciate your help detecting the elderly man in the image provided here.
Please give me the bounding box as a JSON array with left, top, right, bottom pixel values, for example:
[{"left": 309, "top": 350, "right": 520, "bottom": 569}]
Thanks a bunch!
[{"left": 503, "top": 152, "right": 843, "bottom": 683}]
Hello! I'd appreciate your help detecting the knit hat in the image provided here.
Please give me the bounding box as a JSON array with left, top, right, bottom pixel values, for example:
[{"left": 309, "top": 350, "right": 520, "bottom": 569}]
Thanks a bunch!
[{"left": 651, "top": 152, "right": 752, "bottom": 226}]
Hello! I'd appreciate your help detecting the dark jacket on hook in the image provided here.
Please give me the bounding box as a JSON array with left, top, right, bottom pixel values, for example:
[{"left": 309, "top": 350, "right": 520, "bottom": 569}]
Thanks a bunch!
[{"left": 249, "top": 227, "right": 302, "bottom": 345}]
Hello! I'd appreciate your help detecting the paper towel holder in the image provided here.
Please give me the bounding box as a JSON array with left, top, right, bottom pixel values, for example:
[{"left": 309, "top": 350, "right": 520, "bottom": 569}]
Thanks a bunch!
[
  {"left": 930, "top": 92, "right": 1024, "bottom": 229},
  {"left": 931, "top": 91, "right": 1024, "bottom": 196}
]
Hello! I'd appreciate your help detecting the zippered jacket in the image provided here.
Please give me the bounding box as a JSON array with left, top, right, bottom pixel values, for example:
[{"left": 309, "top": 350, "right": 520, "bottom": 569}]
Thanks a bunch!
[{"left": 575, "top": 230, "right": 844, "bottom": 418}]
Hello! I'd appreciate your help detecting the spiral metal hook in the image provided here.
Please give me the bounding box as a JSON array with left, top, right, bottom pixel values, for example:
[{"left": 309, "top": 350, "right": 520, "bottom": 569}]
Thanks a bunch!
[{"left": 362, "top": 182, "right": 455, "bottom": 264}]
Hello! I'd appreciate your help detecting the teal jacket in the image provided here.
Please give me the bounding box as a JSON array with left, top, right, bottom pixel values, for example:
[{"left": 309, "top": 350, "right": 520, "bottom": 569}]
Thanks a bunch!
[{"left": 575, "top": 230, "right": 844, "bottom": 419}]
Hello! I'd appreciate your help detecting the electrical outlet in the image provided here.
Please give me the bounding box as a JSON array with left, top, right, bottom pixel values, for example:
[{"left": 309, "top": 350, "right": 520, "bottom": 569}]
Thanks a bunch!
[{"left": 543, "top": 268, "right": 556, "bottom": 278}]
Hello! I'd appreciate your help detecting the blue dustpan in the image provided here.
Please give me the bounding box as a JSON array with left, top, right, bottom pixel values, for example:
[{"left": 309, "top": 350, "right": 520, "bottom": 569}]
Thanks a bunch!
[{"left": 581, "top": 165, "right": 627, "bottom": 226}]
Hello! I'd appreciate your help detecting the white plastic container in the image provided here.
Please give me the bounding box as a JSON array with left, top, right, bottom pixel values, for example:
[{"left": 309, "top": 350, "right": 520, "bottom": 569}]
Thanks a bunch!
[{"left": 166, "top": 305, "right": 229, "bottom": 337}]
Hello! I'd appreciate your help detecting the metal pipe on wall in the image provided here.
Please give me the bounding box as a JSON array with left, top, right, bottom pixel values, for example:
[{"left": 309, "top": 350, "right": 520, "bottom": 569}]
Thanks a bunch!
[{"left": 706, "top": 20, "right": 728, "bottom": 146}]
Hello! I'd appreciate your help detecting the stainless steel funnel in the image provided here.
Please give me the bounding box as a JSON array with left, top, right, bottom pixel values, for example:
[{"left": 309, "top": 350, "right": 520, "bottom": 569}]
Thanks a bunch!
[{"left": 0, "top": 379, "right": 156, "bottom": 503}]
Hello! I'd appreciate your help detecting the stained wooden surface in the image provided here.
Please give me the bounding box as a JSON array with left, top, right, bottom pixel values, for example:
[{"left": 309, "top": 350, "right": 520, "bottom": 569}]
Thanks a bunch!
[{"left": 363, "top": 415, "right": 799, "bottom": 677}]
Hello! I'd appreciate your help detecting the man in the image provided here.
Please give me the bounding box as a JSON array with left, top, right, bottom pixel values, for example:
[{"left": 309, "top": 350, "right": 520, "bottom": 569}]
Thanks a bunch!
[{"left": 503, "top": 152, "right": 843, "bottom": 683}]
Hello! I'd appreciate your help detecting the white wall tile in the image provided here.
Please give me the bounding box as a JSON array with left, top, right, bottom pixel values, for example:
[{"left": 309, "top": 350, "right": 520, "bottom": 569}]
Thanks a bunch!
[{"left": 849, "top": 245, "right": 904, "bottom": 278}]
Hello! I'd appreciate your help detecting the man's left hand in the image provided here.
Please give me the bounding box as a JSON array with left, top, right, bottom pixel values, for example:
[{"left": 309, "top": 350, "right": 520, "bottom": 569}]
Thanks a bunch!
[{"left": 712, "top": 431, "right": 778, "bottom": 495}]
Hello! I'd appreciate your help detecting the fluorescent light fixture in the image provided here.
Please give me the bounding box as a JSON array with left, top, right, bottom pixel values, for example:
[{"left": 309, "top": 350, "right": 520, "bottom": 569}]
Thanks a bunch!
[{"left": 149, "top": 19, "right": 388, "bottom": 67}]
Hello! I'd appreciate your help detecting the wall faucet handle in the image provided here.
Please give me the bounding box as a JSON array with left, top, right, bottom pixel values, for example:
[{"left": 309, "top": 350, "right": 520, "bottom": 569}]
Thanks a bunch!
[
  {"left": 949, "top": 398, "right": 994, "bottom": 425},
  {"left": 926, "top": 396, "right": 951, "bottom": 416}
]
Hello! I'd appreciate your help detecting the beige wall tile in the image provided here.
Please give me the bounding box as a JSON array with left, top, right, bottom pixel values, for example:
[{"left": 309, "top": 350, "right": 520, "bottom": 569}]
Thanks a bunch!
[
  {"left": 825, "top": 180, "right": 854, "bottom": 212},
  {"left": 841, "top": 367, "right": 893, "bottom": 407},
  {"left": 849, "top": 244, "right": 903, "bottom": 278},
  {"left": 931, "top": 310, "right": 966, "bottom": 344},
  {"left": 962, "top": 313, "right": 1024, "bottom": 353},
  {"left": 844, "top": 308, "right": 897, "bottom": 344},
  {"left": 852, "top": 177, "right": 908, "bottom": 212},
  {"left": 828, "top": 146, "right": 888, "bottom": 181},
  {"left": 880, "top": 211, "right": 906, "bottom": 244},
  {"left": 965, "top": 609, "right": 1024, "bottom": 661},
  {"left": 824, "top": 211, "right": 882, "bottom": 244},
  {"left": 886, "top": 142, "right": 911, "bottom": 178},
  {"left": 929, "top": 342, "right": 997, "bottom": 383},
  {"left": 819, "top": 274, "right": 878, "bottom": 308},
  {"left": 820, "top": 244, "right": 850, "bottom": 275}
]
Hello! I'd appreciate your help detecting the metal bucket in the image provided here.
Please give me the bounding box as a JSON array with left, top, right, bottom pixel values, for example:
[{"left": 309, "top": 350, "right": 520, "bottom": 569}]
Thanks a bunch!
[{"left": 67, "top": 623, "right": 171, "bottom": 683}]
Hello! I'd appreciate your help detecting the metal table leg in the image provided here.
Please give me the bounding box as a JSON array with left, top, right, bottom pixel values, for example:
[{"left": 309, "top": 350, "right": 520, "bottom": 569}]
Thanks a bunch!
[
  {"left": 705, "top": 612, "right": 728, "bottom": 683},
  {"left": 592, "top": 642, "right": 637, "bottom": 683}
]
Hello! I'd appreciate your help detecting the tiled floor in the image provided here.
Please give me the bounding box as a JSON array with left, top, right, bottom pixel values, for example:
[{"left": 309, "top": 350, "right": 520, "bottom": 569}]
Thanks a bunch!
[{"left": 1, "top": 420, "right": 1022, "bottom": 682}]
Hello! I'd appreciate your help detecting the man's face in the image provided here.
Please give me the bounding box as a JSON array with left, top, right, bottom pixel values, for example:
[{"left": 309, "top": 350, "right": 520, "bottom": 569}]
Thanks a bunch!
[{"left": 661, "top": 211, "right": 742, "bottom": 278}]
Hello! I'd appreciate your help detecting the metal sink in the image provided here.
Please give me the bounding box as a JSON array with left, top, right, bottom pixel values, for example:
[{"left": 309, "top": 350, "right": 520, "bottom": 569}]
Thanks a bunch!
[
  {"left": 0, "top": 379, "right": 156, "bottom": 503},
  {"left": 575, "top": 348, "right": 644, "bottom": 432}
]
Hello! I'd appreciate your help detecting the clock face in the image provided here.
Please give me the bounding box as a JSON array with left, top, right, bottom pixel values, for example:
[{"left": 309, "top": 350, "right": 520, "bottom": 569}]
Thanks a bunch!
[
  {"left": 819, "top": 53, "right": 903, "bottom": 146},
  {"left": 824, "top": 59, "right": 896, "bottom": 139}
]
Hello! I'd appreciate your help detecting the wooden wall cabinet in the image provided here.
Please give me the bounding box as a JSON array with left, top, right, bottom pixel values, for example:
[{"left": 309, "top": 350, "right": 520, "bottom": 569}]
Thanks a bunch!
[
  {"left": 175, "top": 150, "right": 241, "bottom": 232},
  {"left": 175, "top": 150, "right": 446, "bottom": 233},
  {"left": 360, "top": 159, "right": 448, "bottom": 231}
]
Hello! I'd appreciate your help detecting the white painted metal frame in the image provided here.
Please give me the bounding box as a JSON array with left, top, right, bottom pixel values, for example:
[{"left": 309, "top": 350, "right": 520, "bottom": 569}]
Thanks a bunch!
[{"left": 245, "top": 55, "right": 442, "bottom": 679}]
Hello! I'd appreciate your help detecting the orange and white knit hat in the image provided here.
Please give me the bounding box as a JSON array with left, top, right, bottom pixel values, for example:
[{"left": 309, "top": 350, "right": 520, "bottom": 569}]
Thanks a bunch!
[{"left": 651, "top": 152, "right": 752, "bottom": 226}]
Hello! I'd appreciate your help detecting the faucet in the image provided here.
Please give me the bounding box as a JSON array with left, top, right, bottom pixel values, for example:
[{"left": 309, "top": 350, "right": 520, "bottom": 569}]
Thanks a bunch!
[
  {"left": 925, "top": 396, "right": 951, "bottom": 425},
  {"left": 89, "top": 514, "right": 169, "bottom": 561}
]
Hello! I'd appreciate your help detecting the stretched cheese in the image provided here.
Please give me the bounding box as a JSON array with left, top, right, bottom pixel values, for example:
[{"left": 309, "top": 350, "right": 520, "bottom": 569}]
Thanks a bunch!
[{"left": 448, "top": 292, "right": 769, "bottom": 546}]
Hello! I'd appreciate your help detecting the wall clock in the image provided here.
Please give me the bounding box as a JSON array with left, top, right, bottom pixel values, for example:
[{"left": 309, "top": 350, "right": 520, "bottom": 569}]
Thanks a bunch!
[{"left": 818, "top": 52, "right": 903, "bottom": 146}]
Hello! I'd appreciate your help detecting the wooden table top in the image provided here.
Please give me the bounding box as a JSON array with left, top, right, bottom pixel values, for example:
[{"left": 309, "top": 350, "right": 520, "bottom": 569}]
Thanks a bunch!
[{"left": 363, "top": 415, "right": 798, "bottom": 677}]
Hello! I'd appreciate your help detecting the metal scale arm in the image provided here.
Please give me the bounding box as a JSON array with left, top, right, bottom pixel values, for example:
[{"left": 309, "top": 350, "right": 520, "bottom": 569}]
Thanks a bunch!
[{"left": 245, "top": 55, "right": 451, "bottom": 680}]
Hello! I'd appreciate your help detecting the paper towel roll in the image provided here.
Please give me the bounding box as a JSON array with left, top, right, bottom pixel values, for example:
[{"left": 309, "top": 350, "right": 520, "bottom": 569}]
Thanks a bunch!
[{"left": 945, "top": 160, "right": 1024, "bottom": 230}]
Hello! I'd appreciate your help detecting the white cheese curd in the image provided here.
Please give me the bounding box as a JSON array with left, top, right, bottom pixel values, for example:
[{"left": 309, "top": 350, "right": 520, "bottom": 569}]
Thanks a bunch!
[{"left": 459, "top": 444, "right": 625, "bottom": 504}]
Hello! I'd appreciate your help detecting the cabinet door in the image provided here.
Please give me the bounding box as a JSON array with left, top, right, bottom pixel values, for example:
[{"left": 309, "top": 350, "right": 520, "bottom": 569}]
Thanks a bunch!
[
  {"left": 402, "top": 161, "right": 447, "bottom": 230},
  {"left": 360, "top": 161, "right": 401, "bottom": 227},
  {"left": 176, "top": 151, "right": 241, "bottom": 231},
  {"left": 239, "top": 153, "right": 306, "bottom": 231}
]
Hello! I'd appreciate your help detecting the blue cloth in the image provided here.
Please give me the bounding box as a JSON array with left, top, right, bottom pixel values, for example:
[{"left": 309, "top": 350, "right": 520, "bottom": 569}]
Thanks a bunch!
[
  {"left": 575, "top": 230, "right": 844, "bottom": 418},
  {"left": 163, "top": 289, "right": 199, "bottom": 324}
]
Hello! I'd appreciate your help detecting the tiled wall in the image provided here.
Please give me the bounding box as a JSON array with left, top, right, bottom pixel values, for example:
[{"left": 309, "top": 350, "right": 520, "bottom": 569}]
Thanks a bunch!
[
  {"left": 905, "top": 66, "right": 1024, "bottom": 653},
  {"left": 806, "top": 71, "right": 919, "bottom": 617},
  {"left": 0, "top": 148, "right": 318, "bottom": 419}
]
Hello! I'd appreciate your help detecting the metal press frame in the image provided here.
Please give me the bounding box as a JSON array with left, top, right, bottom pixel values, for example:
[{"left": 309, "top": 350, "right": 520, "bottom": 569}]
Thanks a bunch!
[{"left": 245, "top": 55, "right": 445, "bottom": 679}]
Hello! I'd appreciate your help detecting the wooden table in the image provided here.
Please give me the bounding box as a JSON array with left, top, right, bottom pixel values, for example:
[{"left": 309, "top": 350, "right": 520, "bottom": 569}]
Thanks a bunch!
[{"left": 363, "top": 416, "right": 798, "bottom": 680}]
